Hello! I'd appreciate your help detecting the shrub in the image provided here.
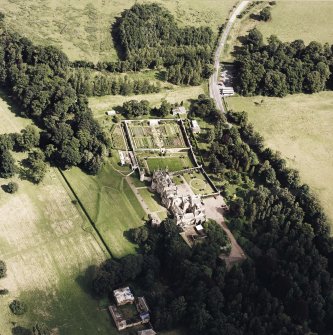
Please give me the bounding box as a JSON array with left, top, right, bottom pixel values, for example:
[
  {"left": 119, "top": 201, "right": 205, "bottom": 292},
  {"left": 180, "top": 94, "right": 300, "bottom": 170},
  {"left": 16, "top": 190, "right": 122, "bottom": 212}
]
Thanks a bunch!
[
  {"left": 5, "top": 181, "right": 18, "bottom": 193},
  {"left": 0, "top": 288, "right": 9, "bottom": 295},
  {"left": 9, "top": 300, "right": 27, "bottom": 315},
  {"left": 0, "top": 260, "right": 6, "bottom": 278}
]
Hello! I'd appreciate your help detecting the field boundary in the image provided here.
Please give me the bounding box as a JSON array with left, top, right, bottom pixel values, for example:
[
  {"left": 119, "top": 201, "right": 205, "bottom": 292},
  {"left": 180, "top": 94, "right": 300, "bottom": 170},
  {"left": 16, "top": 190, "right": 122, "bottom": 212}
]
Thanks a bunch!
[{"left": 58, "top": 168, "right": 114, "bottom": 258}]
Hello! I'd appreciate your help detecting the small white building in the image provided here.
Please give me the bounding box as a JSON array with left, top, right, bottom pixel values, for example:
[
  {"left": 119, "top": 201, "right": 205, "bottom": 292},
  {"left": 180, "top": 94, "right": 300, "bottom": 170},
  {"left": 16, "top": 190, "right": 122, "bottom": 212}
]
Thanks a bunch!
[
  {"left": 113, "top": 287, "right": 135, "bottom": 306},
  {"left": 191, "top": 120, "right": 201, "bottom": 133},
  {"left": 106, "top": 110, "right": 116, "bottom": 116},
  {"left": 172, "top": 106, "right": 187, "bottom": 116},
  {"left": 149, "top": 119, "right": 159, "bottom": 126}
]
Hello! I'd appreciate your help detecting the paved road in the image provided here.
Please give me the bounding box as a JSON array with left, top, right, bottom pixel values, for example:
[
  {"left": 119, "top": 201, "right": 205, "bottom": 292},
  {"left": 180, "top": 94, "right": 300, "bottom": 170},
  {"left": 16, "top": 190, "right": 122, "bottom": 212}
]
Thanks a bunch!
[{"left": 209, "top": 0, "right": 250, "bottom": 112}]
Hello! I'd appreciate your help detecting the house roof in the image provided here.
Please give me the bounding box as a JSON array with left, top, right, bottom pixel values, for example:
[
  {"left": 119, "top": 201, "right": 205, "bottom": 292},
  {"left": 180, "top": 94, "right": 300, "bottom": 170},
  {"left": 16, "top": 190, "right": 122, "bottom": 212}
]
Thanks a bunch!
[{"left": 113, "top": 287, "right": 134, "bottom": 304}]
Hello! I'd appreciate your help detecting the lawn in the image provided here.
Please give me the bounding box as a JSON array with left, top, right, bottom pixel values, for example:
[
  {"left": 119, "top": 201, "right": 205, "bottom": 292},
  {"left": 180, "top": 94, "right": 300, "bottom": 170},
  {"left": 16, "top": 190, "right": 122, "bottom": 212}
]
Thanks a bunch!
[
  {"left": 183, "top": 171, "right": 215, "bottom": 196},
  {"left": 0, "top": 94, "right": 117, "bottom": 334},
  {"left": 144, "top": 153, "right": 194, "bottom": 173},
  {"left": 1, "top": 0, "right": 238, "bottom": 62},
  {"left": 138, "top": 188, "right": 166, "bottom": 214},
  {"left": 89, "top": 85, "right": 206, "bottom": 119},
  {"left": 226, "top": 92, "right": 333, "bottom": 227},
  {"left": 64, "top": 160, "right": 146, "bottom": 258}
]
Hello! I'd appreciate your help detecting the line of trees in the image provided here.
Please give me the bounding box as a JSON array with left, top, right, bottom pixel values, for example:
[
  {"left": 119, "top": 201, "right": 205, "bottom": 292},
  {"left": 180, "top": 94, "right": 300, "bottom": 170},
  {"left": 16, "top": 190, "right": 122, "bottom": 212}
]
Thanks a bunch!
[
  {"left": 68, "top": 68, "right": 161, "bottom": 97},
  {"left": 0, "top": 28, "right": 109, "bottom": 174},
  {"left": 235, "top": 28, "right": 333, "bottom": 96}
]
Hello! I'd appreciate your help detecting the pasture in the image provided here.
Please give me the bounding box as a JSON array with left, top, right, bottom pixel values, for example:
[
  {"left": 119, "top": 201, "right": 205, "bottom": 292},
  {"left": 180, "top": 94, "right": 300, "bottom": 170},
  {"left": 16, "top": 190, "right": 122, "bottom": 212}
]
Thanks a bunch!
[
  {"left": 0, "top": 96, "right": 114, "bottom": 334},
  {"left": 64, "top": 160, "right": 146, "bottom": 258},
  {"left": 0, "top": 0, "right": 238, "bottom": 62},
  {"left": 226, "top": 92, "right": 333, "bottom": 227},
  {"left": 223, "top": 1, "right": 333, "bottom": 62},
  {"left": 259, "top": 1, "right": 333, "bottom": 45}
]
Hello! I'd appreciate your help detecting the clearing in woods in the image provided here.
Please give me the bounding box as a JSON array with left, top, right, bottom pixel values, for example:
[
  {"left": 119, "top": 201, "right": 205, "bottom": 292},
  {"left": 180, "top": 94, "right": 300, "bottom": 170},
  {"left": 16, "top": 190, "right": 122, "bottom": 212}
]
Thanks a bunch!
[
  {"left": 0, "top": 95, "right": 115, "bottom": 334},
  {"left": 226, "top": 92, "right": 333, "bottom": 229},
  {"left": 0, "top": 0, "right": 238, "bottom": 62}
]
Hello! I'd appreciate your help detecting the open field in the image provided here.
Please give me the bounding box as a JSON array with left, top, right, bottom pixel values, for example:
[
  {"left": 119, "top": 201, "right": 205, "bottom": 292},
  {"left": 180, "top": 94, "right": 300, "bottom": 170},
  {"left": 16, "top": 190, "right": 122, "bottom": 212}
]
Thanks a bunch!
[
  {"left": 259, "top": 1, "right": 333, "bottom": 45},
  {"left": 226, "top": 92, "right": 333, "bottom": 227},
  {"left": 223, "top": 1, "right": 333, "bottom": 62},
  {"left": 0, "top": 94, "right": 115, "bottom": 334},
  {"left": 89, "top": 85, "right": 206, "bottom": 119},
  {"left": 0, "top": 0, "right": 238, "bottom": 62},
  {"left": 64, "top": 160, "right": 146, "bottom": 258},
  {"left": 0, "top": 170, "right": 116, "bottom": 335}
]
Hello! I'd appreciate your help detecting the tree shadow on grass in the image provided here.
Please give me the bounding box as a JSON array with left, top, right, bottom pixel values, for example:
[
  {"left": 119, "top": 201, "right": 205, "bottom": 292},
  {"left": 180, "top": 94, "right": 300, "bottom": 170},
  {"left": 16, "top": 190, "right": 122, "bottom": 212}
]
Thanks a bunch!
[
  {"left": 0, "top": 89, "right": 28, "bottom": 119},
  {"left": 110, "top": 17, "right": 126, "bottom": 61},
  {"left": 75, "top": 265, "right": 99, "bottom": 299}
]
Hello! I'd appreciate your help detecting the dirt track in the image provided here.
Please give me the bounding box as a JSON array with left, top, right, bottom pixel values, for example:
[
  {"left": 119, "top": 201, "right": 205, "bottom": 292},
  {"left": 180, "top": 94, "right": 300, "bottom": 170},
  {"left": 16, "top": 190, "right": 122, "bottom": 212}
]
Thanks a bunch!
[{"left": 204, "top": 196, "right": 246, "bottom": 268}]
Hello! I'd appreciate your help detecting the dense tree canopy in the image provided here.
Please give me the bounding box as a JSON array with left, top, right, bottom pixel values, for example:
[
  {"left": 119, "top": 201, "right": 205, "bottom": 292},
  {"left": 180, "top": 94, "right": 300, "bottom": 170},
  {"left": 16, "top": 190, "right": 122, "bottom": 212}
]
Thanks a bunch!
[
  {"left": 0, "top": 28, "right": 108, "bottom": 173},
  {"left": 235, "top": 29, "right": 333, "bottom": 96},
  {"left": 110, "top": 3, "right": 215, "bottom": 85}
]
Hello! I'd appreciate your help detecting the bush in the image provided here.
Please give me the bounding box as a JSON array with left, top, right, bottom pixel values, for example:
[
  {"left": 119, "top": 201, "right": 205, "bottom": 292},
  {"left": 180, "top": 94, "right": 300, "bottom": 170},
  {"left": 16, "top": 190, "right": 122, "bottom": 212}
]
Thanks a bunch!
[
  {"left": 0, "top": 288, "right": 9, "bottom": 295},
  {"left": 0, "top": 260, "right": 6, "bottom": 278},
  {"left": 9, "top": 300, "right": 27, "bottom": 315},
  {"left": 5, "top": 181, "right": 18, "bottom": 193},
  {"left": 12, "top": 326, "right": 32, "bottom": 335}
]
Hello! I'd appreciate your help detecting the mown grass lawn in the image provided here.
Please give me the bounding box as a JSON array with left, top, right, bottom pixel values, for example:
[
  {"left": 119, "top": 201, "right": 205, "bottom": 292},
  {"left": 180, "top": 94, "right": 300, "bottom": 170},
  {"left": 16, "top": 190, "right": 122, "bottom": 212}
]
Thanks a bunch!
[
  {"left": 138, "top": 188, "right": 166, "bottom": 213},
  {"left": 146, "top": 154, "right": 194, "bottom": 173},
  {"left": 226, "top": 92, "right": 333, "bottom": 228},
  {"left": 64, "top": 160, "right": 146, "bottom": 258}
]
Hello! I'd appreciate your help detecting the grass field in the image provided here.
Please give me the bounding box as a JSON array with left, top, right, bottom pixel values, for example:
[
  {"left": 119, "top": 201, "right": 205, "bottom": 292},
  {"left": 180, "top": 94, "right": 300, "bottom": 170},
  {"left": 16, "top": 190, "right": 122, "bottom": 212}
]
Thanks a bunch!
[
  {"left": 259, "top": 1, "right": 333, "bottom": 45},
  {"left": 64, "top": 160, "right": 146, "bottom": 258},
  {"left": 89, "top": 85, "right": 206, "bottom": 119},
  {"left": 226, "top": 92, "right": 333, "bottom": 227},
  {"left": 0, "top": 91, "right": 31, "bottom": 133},
  {"left": 0, "top": 0, "right": 238, "bottom": 62},
  {"left": 0, "top": 95, "right": 115, "bottom": 334},
  {"left": 223, "top": 1, "right": 333, "bottom": 62}
]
